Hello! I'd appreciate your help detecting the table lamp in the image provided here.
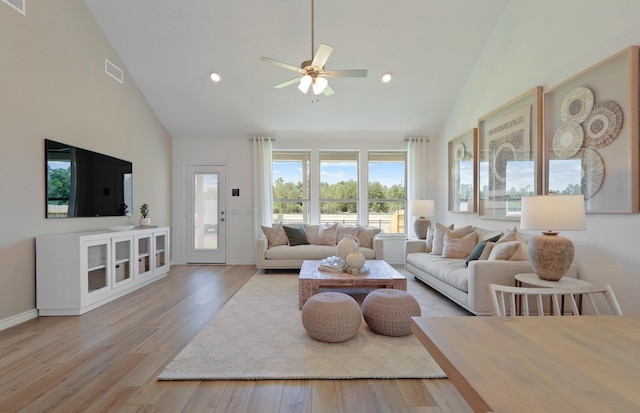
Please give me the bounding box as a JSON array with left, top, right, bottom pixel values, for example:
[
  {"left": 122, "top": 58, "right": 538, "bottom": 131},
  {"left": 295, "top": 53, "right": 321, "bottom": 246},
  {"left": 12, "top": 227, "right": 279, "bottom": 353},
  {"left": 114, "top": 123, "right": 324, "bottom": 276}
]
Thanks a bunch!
[
  {"left": 410, "top": 200, "right": 435, "bottom": 239},
  {"left": 520, "top": 194, "right": 586, "bottom": 281}
]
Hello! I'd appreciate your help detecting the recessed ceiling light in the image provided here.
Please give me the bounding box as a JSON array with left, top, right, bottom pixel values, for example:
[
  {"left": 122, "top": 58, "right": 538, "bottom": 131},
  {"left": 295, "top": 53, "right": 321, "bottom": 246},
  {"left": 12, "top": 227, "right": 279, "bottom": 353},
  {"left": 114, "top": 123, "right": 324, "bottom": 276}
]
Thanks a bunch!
[
  {"left": 381, "top": 72, "right": 392, "bottom": 83},
  {"left": 209, "top": 72, "right": 221, "bottom": 82}
]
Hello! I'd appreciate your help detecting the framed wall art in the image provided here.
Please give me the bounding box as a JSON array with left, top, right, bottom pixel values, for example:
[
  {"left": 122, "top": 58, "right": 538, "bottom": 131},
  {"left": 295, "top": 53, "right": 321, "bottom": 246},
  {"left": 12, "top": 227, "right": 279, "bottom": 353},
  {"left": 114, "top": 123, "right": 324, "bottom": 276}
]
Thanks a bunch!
[
  {"left": 477, "top": 86, "right": 542, "bottom": 220},
  {"left": 543, "top": 46, "right": 639, "bottom": 213},
  {"left": 448, "top": 128, "right": 477, "bottom": 213}
]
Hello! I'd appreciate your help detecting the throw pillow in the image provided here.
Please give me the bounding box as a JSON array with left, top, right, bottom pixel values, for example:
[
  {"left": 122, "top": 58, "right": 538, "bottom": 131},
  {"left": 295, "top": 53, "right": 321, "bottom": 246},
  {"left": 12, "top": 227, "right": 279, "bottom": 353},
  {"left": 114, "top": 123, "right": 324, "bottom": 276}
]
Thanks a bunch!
[
  {"left": 497, "top": 227, "right": 528, "bottom": 261},
  {"left": 465, "top": 234, "right": 502, "bottom": 266},
  {"left": 303, "top": 224, "right": 319, "bottom": 244},
  {"left": 425, "top": 225, "right": 435, "bottom": 253},
  {"left": 315, "top": 223, "right": 339, "bottom": 246},
  {"left": 478, "top": 242, "right": 495, "bottom": 260},
  {"left": 358, "top": 226, "right": 382, "bottom": 249},
  {"left": 260, "top": 224, "right": 288, "bottom": 248},
  {"left": 283, "top": 225, "right": 309, "bottom": 246},
  {"left": 337, "top": 224, "right": 360, "bottom": 243},
  {"left": 443, "top": 231, "right": 478, "bottom": 259},
  {"left": 431, "top": 223, "right": 455, "bottom": 255},
  {"left": 488, "top": 241, "right": 521, "bottom": 261}
]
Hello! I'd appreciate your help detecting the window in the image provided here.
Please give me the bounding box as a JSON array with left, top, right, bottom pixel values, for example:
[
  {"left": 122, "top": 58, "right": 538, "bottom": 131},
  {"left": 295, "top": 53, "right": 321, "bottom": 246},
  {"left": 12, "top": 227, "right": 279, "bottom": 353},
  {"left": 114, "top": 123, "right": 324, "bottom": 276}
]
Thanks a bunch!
[
  {"left": 368, "top": 152, "right": 406, "bottom": 233},
  {"left": 271, "top": 150, "right": 408, "bottom": 234},
  {"left": 272, "top": 152, "right": 310, "bottom": 224},
  {"left": 320, "top": 152, "right": 358, "bottom": 225}
]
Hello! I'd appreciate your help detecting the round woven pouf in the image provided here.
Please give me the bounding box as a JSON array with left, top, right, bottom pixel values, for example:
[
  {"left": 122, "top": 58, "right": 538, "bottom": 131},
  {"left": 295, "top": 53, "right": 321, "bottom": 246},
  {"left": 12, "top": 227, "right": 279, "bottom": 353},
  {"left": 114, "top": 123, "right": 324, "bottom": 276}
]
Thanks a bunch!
[
  {"left": 301, "top": 292, "right": 362, "bottom": 343},
  {"left": 362, "top": 289, "right": 421, "bottom": 337}
]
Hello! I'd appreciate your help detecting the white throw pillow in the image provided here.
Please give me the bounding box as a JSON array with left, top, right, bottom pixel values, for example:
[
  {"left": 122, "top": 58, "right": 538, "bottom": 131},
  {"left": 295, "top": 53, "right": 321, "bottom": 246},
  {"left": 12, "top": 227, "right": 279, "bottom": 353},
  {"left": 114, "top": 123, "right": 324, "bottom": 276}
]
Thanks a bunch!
[
  {"left": 443, "top": 231, "right": 478, "bottom": 259},
  {"left": 488, "top": 241, "right": 521, "bottom": 260},
  {"left": 357, "top": 226, "right": 382, "bottom": 249},
  {"left": 315, "top": 223, "right": 339, "bottom": 246},
  {"left": 425, "top": 225, "right": 435, "bottom": 252},
  {"left": 431, "top": 223, "right": 457, "bottom": 255},
  {"left": 260, "top": 224, "right": 288, "bottom": 248},
  {"left": 497, "top": 227, "right": 528, "bottom": 261},
  {"left": 478, "top": 242, "right": 495, "bottom": 260}
]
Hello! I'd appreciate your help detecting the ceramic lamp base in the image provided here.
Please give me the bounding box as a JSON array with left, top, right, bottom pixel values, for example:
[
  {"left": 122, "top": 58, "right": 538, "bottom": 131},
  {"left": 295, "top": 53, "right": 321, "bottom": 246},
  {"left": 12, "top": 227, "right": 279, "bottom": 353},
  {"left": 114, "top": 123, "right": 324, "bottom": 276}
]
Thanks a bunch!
[
  {"left": 527, "top": 233, "right": 574, "bottom": 281},
  {"left": 413, "top": 217, "right": 431, "bottom": 239}
]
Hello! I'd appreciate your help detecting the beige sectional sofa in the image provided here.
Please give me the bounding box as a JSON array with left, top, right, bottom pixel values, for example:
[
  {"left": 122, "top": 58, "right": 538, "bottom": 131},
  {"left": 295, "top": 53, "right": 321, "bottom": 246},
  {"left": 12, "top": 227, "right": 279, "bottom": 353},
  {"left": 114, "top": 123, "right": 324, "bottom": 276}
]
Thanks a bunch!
[
  {"left": 404, "top": 225, "right": 578, "bottom": 315},
  {"left": 257, "top": 223, "right": 383, "bottom": 270}
]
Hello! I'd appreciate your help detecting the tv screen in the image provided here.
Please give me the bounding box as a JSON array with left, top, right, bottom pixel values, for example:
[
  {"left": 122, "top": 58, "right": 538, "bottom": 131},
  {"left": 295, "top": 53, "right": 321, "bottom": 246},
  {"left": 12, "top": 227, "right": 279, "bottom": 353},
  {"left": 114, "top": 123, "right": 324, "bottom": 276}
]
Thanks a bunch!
[{"left": 45, "top": 139, "right": 133, "bottom": 218}]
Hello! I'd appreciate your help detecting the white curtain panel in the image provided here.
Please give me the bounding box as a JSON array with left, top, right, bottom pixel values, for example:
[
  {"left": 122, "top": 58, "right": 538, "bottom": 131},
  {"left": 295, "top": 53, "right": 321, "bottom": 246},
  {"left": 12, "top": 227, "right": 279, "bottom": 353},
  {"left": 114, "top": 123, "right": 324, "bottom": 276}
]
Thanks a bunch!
[
  {"left": 406, "top": 137, "right": 430, "bottom": 237},
  {"left": 252, "top": 137, "right": 274, "bottom": 239}
]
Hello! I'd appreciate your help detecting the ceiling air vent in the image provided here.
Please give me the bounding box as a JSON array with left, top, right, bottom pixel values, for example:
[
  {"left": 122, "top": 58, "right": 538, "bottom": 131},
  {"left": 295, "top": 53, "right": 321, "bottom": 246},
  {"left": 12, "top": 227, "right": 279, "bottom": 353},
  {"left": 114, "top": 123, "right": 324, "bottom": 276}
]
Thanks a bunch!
[
  {"left": 2, "top": 0, "right": 25, "bottom": 15},
  {"left": 105, "top": 59, "right": 124, "bottom": 84}
]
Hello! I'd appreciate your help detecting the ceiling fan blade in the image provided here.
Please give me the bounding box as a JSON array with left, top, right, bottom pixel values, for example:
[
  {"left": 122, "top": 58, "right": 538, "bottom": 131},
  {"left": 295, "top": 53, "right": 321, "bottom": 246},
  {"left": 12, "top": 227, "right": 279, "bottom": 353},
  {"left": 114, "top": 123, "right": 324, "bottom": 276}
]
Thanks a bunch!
[
  {"left": 260, "top": 57, "right": 305, "bottom": 73},
  {"left": 323, "top": 85, "right": 335, "bottom": 96},
  {"left": 311, "top": 43, "right": 333, "bottom": 68},
  {"left": 274, "top": 78, "right": 301, "bottom": 89},
  {"left": 321, "top": 69, "right": 368, "bottom": 78}
]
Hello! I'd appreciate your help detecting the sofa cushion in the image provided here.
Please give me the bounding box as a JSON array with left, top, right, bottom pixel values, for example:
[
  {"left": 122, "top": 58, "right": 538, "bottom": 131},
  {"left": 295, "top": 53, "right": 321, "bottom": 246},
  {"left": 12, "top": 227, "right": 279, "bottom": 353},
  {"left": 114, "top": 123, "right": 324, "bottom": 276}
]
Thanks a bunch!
[
  {"left": 488, "top": 241, "right": 521, "bottom": 260},
  {"left": 316, "top": 223, "right": 339, "bottom": 246},
  {"left": 465, "top": 234, "right": 502, "bottom": 266},
  {"left": 283, "top": 225, "right": 309, "bottom": 246},
  {"left": 265, "top": 245, "right": 376, "bottom": 260},
  {"left": 443, "top": 231, "right": 477, "bottom": 259},
  {"left": 405, "top": 253, "right": 469, "bottom": 292},
  {"left": 358, "top": 226, "right": 382, "bottom": 249},
  {"left": 261, "top": 224, "right": 288, "bottom": 248}
]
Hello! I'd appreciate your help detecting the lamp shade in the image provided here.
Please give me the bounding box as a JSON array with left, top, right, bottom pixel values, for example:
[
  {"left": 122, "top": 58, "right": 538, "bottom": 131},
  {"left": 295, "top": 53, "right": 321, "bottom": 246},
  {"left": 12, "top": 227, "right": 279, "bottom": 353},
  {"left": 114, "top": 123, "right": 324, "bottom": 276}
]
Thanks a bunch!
[
  {"left": 520, "top": 194, "right": 586, "bottom": 232},
  {"left": 410, "top": 200, "right": 435, "bottom": 218}
]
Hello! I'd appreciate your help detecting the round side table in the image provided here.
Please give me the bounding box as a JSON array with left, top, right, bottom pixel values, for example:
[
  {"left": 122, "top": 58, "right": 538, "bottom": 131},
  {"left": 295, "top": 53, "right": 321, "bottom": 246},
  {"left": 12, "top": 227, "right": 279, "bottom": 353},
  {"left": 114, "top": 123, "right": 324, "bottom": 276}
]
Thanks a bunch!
[{"left": 514, "top": 273, "right": 592, "bottom": 315}]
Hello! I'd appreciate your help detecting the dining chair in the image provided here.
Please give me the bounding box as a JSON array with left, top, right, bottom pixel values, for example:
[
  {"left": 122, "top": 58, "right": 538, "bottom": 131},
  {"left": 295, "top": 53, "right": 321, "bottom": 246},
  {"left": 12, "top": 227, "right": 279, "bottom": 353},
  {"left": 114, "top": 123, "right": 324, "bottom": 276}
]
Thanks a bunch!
[{"left": 486, "top": 284, "right": 623, "bottom": 316}]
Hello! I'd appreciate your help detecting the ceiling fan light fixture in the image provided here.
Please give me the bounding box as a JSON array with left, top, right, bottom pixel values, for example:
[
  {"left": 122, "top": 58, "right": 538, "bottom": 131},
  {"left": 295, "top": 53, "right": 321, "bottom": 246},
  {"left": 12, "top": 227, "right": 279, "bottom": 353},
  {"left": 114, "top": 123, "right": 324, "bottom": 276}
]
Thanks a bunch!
[
  {"left": 298, "top": 74, "right": 312, "bottom": 93},
  {"left": 312, "top": 76, "right": 328, "bottom": 95}
]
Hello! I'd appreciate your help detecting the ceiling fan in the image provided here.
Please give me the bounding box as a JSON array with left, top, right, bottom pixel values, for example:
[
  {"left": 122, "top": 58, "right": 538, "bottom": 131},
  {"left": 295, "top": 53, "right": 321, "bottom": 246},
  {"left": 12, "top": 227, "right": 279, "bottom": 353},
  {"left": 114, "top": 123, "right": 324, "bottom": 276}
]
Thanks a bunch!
[{"left": 260, "top": 0, "right": 367, "bottom": 96}]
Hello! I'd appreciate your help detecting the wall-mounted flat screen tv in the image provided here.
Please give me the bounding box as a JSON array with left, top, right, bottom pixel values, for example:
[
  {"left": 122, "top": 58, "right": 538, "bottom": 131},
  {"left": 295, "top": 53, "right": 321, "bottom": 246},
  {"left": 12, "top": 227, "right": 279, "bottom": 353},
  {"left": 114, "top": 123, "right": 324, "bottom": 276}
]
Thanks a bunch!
[{"left": 45, "top": 139, "right": 133, "bottom": 218}]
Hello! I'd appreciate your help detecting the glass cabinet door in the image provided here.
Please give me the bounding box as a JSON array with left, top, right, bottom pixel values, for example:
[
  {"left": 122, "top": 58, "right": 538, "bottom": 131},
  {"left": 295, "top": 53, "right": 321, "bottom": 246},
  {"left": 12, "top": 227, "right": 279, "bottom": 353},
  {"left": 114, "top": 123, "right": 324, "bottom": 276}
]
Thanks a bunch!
[
  {"left": 85, "top": 240, "right": 110, "bottom": 294},
  {"left": 112, "top": 237, "right": 133, "bottom": 287},
  {"left": 135, "top": 234, "right": 152, "bottom": 277}
]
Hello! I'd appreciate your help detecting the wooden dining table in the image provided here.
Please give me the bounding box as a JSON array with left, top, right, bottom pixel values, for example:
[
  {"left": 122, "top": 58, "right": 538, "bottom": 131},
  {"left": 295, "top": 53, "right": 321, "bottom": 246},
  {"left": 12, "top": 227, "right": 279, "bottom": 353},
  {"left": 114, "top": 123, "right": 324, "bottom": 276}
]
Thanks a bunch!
[{"left": 411, "top": 315, "right": 640, "bottom": 413}]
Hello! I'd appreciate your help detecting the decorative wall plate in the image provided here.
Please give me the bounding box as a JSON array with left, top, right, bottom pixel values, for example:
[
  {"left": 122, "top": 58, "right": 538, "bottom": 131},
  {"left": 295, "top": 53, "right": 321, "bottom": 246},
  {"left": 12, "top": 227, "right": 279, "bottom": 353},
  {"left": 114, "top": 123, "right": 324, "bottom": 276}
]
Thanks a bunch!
[
  {"left": 583, "top": 100, "right": 623, "bottom": 148},
  {"left": 572, "top": 148, "right": 604, "bottom": 199},
  {"left": 560, "top": 86, "right": 594, "bottom": 123},
  {"left": 552, "top": 121, "right": 584, "bottom": 158}
]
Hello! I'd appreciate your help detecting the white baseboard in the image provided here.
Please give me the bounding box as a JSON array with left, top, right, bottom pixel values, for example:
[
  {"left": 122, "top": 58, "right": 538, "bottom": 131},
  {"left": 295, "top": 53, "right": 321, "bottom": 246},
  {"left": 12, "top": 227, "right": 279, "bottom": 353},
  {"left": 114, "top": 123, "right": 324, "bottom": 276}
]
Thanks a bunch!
[{"left": 0, "top": 309, "right": 38, "bottom": 331}]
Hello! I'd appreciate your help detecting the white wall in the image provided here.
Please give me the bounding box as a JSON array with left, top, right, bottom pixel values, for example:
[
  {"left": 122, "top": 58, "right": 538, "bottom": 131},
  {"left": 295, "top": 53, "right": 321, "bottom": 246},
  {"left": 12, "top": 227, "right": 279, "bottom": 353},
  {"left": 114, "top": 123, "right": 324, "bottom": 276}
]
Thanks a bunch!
[
  {"left": 0, "top": 0, "right": 172, "bottom": 327},
  {"left": 438, "top": 0, "right": 640, "bottom": 314},
  {"left": 171, "top": 131, "right": 437, "bottom": 265}
]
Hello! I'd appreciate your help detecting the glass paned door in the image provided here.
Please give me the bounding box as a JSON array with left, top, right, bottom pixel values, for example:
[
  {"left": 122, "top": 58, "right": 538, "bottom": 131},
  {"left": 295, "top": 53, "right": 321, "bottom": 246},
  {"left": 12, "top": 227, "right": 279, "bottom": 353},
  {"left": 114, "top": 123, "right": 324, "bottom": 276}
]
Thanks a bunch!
[{"left": 187, "top": 165, "right": 226, "bottom": 263}]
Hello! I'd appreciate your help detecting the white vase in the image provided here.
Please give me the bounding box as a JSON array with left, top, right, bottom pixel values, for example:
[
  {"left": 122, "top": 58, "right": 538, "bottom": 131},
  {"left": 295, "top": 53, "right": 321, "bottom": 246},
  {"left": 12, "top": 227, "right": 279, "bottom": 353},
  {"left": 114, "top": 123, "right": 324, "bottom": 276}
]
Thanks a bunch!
[
  {"left": 139, "top": 218, "right": 151, "bottom": 226},
  {"left": 346, "top": 251, "right": 366, "bottom": 269},
  {"left": 336, "top": 235, "right": 359, "bottom": 260}
]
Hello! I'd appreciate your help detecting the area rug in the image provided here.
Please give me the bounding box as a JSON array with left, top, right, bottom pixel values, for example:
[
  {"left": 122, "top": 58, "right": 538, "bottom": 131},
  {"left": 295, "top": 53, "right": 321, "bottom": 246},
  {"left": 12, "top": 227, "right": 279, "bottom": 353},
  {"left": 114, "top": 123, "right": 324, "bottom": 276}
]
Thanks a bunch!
[{"left": 158, "top": 271, "right": 463, "bottom": 380}]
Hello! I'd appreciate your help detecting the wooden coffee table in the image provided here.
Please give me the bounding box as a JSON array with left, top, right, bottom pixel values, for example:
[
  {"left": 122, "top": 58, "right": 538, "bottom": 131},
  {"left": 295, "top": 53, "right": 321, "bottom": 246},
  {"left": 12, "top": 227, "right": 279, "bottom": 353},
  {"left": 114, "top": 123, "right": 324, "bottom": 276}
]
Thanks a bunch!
[{"left": 298, "top": 260, "right": 407, "bottom": 309}]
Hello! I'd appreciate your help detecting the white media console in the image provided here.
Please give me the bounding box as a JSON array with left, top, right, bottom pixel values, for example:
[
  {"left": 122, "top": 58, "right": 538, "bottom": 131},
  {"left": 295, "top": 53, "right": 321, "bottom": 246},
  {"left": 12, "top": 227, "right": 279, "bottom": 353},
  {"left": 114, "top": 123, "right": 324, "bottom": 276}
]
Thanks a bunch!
[{"left": 36, "top": 226, "right": 170, "bottom": 316}]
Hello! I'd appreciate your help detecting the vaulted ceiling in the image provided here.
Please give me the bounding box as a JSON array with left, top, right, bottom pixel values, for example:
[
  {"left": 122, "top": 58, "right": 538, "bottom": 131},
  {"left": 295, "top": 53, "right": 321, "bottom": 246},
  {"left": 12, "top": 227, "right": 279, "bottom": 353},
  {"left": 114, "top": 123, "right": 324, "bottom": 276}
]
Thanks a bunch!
[{"left": 84, "top": 0, "right": 509, "bottom": 140}]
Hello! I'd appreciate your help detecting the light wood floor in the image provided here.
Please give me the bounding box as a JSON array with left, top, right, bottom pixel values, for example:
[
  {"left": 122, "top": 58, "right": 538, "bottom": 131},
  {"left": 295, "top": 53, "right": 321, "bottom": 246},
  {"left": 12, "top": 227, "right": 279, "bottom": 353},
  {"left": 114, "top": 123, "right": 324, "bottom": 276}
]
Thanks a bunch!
[{"left": 0, "top": 265, "right": 472, "bottom": 413}]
